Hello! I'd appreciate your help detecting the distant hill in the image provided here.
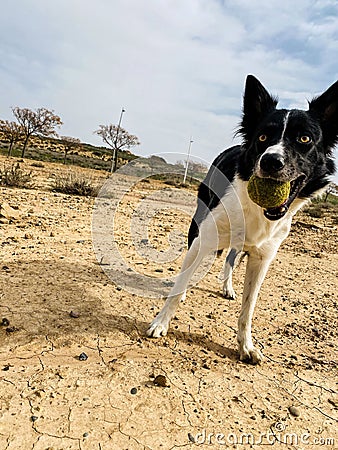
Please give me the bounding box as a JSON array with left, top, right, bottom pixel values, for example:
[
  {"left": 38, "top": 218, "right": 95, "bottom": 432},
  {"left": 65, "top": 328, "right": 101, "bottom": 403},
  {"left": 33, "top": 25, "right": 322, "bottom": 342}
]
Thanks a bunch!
[
  {"left": 0, "top": 132, "right": 137, "bottom": 171},
  {"left": 0, "top": 132, "right": 209, "bottom": 186}
]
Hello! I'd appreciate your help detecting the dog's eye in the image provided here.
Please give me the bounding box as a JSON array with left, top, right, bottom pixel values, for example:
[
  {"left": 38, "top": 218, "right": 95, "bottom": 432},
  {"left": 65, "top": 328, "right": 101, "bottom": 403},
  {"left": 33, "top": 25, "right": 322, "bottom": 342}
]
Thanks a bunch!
[
  {"left": 258, "top": 134, "right": 267, "bottom": 142},
  {"left": 298, "top": 135, "right": 312, "bottom": 144}
]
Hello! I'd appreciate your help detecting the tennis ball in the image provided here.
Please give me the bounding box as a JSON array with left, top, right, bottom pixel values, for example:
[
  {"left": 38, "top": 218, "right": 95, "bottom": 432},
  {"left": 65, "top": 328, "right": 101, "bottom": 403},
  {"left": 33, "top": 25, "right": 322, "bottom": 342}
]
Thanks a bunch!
[{"left": 247, "top": 175, "right": 290, "bottom": 209}]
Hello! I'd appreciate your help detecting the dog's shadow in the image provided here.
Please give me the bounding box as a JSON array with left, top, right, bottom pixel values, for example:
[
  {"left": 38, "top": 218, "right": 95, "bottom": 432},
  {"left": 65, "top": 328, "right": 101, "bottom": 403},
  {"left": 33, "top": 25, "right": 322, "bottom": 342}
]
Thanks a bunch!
[
  {"left": 126, "top": 316, "right": 239, "bottom": 362},
  {"left": 167, "top": 328, "right": 239, "bottom": 361},
  {"left": 1, "top": 257, "right": 239, "bottom": 362}
]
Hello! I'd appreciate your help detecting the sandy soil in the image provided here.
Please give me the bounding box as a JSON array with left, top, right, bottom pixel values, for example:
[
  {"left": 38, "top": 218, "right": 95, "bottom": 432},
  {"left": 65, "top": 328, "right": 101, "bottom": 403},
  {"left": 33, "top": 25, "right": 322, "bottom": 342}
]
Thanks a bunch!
[{"left": 0, "top": 156, "right": 337, "bottom": 450}]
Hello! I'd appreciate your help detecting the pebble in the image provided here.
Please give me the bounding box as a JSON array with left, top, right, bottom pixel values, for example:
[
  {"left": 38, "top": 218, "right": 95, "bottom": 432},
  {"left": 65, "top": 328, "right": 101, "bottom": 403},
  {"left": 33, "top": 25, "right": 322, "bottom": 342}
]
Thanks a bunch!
[
  {"left": 31, "top": 416, "right": 38, "bottom": 422},
  {"left": 288, "top": 406, "right": 300, "bottom": 417},
  {"left": 78, "top": 352, "right": 88, "bottom": 361},
  {"left": 1, "top": 318, "right": 10, "bottom": 326},
  {"left": 153, "top": 375, "right": 168, "bottom": 387},
  {"left": 130, "top": 387, "right": 138, "bottom": 395},
  {"left": 6, "top": 326, "right": 18, "bottom": 333},
  {"left": 69, "top": 311, "right": 80, "bottom": 318}
]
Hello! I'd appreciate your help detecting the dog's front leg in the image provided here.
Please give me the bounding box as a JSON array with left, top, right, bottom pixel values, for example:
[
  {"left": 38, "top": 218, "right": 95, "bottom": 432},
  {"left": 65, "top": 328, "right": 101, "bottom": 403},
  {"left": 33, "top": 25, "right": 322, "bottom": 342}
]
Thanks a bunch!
[
  {"left": 147, "top": 235, "right": 215, "bottom": 338},
  {"left": 237, "top": 244, "right": 279, "bottom": 364}
]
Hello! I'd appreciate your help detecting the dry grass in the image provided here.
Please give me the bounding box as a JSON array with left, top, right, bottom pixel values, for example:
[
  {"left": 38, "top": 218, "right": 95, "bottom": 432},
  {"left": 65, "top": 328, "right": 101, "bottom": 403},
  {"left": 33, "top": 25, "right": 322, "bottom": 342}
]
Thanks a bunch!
[
  {"left": 51, "top": 172, "right": 100, "bottom": 197},
  {"left": 0, "top": 162, "right": 34, "bottom": 188}
]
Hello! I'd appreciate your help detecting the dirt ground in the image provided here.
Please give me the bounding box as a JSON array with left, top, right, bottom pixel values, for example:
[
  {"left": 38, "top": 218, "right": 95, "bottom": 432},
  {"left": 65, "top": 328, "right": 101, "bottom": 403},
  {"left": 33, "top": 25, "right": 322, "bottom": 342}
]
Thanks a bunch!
[{"left": 0, "top": 156, "right": 337, "bottom": 450}]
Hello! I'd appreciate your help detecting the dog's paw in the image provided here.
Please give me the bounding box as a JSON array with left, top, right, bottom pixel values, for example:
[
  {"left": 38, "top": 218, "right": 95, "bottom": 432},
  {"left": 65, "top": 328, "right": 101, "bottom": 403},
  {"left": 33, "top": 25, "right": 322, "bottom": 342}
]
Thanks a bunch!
[
  {"left": 146, "top": 317, "right": 169, "bottom": 338},
  {"left": 223, "top": 286, "right": 236, "bottom": 300},
  {"left": 239, "top": 346, "right": 263, "bottom": 365}
]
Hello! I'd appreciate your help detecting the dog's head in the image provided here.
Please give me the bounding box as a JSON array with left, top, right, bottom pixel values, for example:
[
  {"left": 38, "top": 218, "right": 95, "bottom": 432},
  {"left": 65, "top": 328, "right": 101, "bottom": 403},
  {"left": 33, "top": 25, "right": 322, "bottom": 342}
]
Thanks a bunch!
[{"left": 238, "top": 75, "right": 338, "bottom": 220}]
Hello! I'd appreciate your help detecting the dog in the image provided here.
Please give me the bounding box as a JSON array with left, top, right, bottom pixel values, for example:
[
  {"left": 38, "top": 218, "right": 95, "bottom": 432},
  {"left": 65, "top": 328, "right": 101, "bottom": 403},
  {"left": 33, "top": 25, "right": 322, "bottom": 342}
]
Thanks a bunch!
[{"left": 147, "top": 75, "right": 338, "bottom": 364}]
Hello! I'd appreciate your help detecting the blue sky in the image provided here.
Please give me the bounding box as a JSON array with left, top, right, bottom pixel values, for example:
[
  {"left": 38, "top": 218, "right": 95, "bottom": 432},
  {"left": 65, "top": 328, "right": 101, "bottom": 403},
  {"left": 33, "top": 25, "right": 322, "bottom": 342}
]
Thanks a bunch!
[{"left": 1, "top": 0, "right": 338, "bottom": 181}]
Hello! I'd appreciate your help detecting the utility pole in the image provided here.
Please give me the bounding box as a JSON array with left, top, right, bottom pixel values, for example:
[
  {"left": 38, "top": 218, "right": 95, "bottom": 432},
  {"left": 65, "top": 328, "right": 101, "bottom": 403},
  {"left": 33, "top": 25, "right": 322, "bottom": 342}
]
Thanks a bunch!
[
  {"left": 112, "top": 107, "right": 125, "bottom": 172},
  {"left": 183, "top": 137, "right": 193, "bottom": 184}
]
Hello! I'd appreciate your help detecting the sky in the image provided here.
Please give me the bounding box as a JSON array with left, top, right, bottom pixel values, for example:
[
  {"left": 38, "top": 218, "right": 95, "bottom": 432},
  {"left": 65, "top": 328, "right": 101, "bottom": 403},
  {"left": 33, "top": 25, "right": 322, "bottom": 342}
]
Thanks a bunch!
[{"left": 1, "top": 0, "right": 338, "bottom": 181}]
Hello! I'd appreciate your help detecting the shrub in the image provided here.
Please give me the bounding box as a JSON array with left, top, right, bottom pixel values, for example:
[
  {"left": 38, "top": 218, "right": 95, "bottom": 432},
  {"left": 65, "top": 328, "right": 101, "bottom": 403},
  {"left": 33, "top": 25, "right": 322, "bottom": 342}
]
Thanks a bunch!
[
  {"left": 52, "top": 172, "right": 100, "bottom": 197},
  {"left": 304, "top": 194, "right": 338, "bottom": 219},
  {"left": 0, "top": 163, "right": 34, "bottom": 188},
  {"left": 305, "top": 205, "right": 324, "bottom": 218},
  {"left": 164, "top": 179, "right": 178, "bottom": 186}
]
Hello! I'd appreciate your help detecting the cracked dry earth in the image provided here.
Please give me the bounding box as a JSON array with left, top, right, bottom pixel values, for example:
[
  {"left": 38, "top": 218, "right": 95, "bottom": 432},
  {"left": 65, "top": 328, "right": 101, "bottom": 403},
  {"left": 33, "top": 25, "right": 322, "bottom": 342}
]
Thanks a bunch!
[{"left": 0, "top": 157, "right": 337, "bottom": 450}]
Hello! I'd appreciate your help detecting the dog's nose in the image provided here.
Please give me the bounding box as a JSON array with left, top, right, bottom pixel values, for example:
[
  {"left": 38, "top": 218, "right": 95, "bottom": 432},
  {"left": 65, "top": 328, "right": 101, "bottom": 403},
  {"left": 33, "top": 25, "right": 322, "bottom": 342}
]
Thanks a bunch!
[{"left": 260, "top": 153, "right": 285, "bottom": 173}]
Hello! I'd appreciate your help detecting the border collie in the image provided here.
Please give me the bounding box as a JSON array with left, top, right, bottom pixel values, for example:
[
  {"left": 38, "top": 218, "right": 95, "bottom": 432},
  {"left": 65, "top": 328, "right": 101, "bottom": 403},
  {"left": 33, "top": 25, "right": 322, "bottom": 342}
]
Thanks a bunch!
[{"left": 147, "top": 75, "right": 338, "bottom": 364}]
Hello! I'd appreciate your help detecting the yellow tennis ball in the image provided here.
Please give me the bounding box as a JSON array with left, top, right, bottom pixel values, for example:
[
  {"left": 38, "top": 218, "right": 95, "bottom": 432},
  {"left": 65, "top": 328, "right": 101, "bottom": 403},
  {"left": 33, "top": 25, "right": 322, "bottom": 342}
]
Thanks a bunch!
[{"left": 247, "top": 176, "right": 290, "bottom": 209}]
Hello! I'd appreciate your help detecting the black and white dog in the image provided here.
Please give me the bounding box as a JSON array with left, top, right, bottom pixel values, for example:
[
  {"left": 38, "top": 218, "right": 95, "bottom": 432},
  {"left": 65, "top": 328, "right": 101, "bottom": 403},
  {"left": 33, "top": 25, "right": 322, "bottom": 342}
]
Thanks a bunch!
[{"left": 147, "top": 75, "right": 338, "bottom": 364}]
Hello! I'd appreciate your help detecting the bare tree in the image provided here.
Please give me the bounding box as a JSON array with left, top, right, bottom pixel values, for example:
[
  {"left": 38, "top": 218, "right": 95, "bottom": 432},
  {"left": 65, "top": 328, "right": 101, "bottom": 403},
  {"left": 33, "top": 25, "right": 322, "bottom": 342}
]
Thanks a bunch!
[
  {"left": 59, "top": 136, "right": 81, "bottom": 164},
  {"left": 0, "top": 120, "right": 25, "bottom": 156},
  {"left": 94, "top": 124, "right": 140, "bottom": 172},
  {"left": 12, "top": 107, "right": 63, "bottom": 158}
]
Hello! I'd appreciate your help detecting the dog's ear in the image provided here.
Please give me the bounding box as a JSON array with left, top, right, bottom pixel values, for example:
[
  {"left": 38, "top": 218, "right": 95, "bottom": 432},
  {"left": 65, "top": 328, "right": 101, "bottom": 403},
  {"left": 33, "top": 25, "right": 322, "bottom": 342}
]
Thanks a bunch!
[
  {"left": 240, "top": 75, "right": 278, "bottom": 143},
  {"left": 309, "top": 80, "right": 338, "bottom": 149},
  {"left": 243, "top": 75, "right": 278, "bottom": 118}
]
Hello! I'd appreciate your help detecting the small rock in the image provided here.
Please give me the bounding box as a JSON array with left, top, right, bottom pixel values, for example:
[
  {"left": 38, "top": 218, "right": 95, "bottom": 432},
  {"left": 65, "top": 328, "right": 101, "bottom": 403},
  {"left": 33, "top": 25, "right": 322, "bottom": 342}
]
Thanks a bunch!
[
  {"left": 83, "top": 432, "right": 89, "bottom": 438},
  {"left": 1, "top": 318, "right": 10, "bottom": 326},
  {"left": 288, "top": 406, "right": 300, "bottom": 417},
  {"left": 69, "top": 311, "right": 80, "bottom": 318},
  {"left": 78, "top": 352, "right": 88, "bottom": 361},
  {"left": 6, "top": 326, "right": 18, "bottom": 333},
  {"left": 153, "top": 375, "right": 167, "bottom": 387},
  {"left": 31, "top": 416, "right": 38, "bottom": 422},
  {"left": 130, "top": 387, "right": 138, "bottom": 395}
]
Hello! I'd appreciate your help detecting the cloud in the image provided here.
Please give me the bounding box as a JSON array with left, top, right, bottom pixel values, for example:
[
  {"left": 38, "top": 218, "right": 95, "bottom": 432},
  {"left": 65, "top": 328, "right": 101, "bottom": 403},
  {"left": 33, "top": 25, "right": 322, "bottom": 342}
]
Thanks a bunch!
[{"left": 0, "top": 0, "right": 337, "bottom": 181}]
